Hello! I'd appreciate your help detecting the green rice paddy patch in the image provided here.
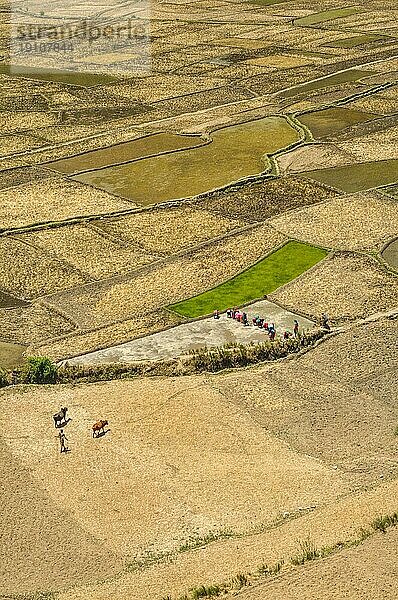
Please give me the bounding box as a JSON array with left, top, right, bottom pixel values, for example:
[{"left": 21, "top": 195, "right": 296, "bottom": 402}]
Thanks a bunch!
[
  {"left": 301, "top": 158, "right": 398, "bottom": 193},
  {"left": 0, "top": 64, "right": 119, "bottom": 87},
  {"left": 170, "top": 241, "right": 327, "bottom": 318},
  {"left": 294, "top": 8, "right": 362, "bottom": 27},
  {"left": 46, "top": 134, "right": 204, "bottom": 175},
  {"left": 297, "top": 107, "right": 377, "bottom": 138},
  {"left": 278, "top": 69, "right": 373, "bottom": 99},
  {"left": 73, "top": 117, "right": 300, "bottom": 205},
  {"left": 323, "top": 34, "right": 387, "bottom": 48}
]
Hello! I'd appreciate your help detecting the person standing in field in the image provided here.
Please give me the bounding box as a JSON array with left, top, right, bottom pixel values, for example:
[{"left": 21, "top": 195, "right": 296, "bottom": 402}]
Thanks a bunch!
[
  {"left": 58, "top": 429, "right": 69, "bottom": 453},
  {"left": 294, "top": 320, "right": 299, "bottom": 337}
]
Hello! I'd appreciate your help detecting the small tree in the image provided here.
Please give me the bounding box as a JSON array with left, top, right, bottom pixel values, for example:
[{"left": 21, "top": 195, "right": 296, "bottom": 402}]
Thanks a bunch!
[{"left": 23, "top": 356, "right": 58, "bottom": 384}]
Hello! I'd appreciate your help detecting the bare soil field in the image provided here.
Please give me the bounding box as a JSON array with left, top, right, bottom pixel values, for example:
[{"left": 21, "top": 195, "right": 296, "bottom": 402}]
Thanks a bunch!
[
  {"left": 1, "top": 316, "right": 397, "bottom": 599},
  {"left": 237, "top": 527, "right": 398, "bottom": 600}
]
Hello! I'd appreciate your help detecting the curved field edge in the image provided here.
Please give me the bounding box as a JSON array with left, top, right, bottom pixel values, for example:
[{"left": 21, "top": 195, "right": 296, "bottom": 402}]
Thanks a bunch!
[{"left": 169, "top": 242, "right": 328, "bottom": 318}]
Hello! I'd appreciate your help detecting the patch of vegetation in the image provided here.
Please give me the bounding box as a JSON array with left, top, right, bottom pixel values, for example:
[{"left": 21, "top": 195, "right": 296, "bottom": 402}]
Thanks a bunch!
[
  {"left": 22, "top": 356, "right": 58, "bottom": 384},
  {"left": 0, "top": 367, "right": 8, "bottom": 387},
  {"left": 4, "top": 329, "right": 328, "bottom": 387},
  {"left": 372, "top": 512, "right": 398, "bottom": 533},
  {"left": 294, "top": 8, "right": 361, "bottom": 27},
  {"left": 127, "top": 528, "right": 235, "bottom": 572},
  {"left": 290, "top": 537, "right": 319, "bottom": 565},
  {"left": 187, "top": 329, "right": 326, "bottom": 372},
  {"left": 149, "top": 510, "right": 398, "bottom": 600},
  {"left": 170, "top": 242, "right": 327, "bottom": 318}
]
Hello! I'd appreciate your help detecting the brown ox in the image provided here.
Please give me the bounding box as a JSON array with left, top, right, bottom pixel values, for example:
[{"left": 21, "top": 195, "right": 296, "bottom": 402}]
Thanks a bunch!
[{"left": 92, "top": 419, "right": 108, "bottom": 438}]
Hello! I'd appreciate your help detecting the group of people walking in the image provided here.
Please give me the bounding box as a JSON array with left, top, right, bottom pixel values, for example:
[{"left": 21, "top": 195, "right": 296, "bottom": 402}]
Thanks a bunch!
[{"left": 214, "top": 307, "right": 300, "bottom": 341}]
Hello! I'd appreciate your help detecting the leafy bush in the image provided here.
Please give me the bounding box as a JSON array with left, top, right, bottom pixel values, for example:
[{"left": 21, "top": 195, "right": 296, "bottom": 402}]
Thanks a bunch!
[{"left": 22, "top": 356, "right": 58, "bottom": 384}]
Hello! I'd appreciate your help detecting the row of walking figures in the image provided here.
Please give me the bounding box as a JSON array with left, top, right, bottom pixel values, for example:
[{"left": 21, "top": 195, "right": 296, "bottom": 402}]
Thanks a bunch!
[{"left": 53, "top": 406, "right": 109, "bottom": 454}]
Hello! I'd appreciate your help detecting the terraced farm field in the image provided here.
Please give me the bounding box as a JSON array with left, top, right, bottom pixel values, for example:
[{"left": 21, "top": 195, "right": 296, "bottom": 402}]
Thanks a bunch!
[{"left": 1, "top": 0, "right": 398, "bottom": 599}]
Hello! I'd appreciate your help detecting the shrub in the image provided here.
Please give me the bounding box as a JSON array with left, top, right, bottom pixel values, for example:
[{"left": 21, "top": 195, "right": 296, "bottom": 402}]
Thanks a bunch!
[{"left": 22, "top": 356, "right": 58, "bottom": 384}]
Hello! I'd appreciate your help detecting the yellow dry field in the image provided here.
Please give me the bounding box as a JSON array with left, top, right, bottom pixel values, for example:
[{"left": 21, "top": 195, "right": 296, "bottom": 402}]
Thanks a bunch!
[
  {"left": 1, "top": 317, "right": 397, "bottom": 600},
  {"left": 0, "top": 177, "right": 135, "bottom": 230},
  {"left": 246, "top": 55, "right": 311, "bottom": 69},
  {"left": 269, "top": 192, "right": 398, "bottom": 251},
  {"left": 216, "top": 38, "right": 271, "bottom": 49},
  {"left": 0, "top": 378, "right": 348, "bottom": 596},
  {"left": 19, "top": 224, "right": 156, "bottom": 280},
  {"left": 336, "top": 123, "right": 398, "bottom": 162},
  {"left": 94, "top": 206, "right": 245, "bottom": 255},
  {"left": 77, "top": 52, "right": 142, "bottom": 64},
  {"left": 0, "top": 110, "right": 59, "bottom": 134},
  {"left": 348, "top": 95, "right": 398, "bottom": 116},
  {"left": 112, "top": 74, "right": 227, "bottom": 103},
  {"left": 270, "top": 252, "right": 398, "bottom": 323},
  {"left": 47, "top": 224, "right": 286, "bottom": 328},
  {"left": 0, "top": 133, "right": 46, "bottom": 155},
  {"left": 0, "top": 304, "right": 76, "bottom": 345},
  {"left": 0, "top": 237, "right": 86, "bottom": 299}
]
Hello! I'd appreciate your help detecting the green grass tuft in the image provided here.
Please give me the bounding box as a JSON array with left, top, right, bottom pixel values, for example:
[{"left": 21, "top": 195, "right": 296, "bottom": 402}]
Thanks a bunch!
[{"left": 170, "top": 241, "right": 327, "bottom": 318}]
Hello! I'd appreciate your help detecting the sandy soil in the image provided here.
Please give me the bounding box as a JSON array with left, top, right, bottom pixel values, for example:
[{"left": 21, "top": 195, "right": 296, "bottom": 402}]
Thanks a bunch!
[
  {"left": 237, "top": 527, "right": 398, "bottom": 600},
  {"left": 0, "top": 378, "right": 348, "bottom": 593},
  {"left": 276, "top": 143, "right": 356, "bottom": 174},
  {"left": 1, "top": 316, "right": 397, "bottom": 599}
]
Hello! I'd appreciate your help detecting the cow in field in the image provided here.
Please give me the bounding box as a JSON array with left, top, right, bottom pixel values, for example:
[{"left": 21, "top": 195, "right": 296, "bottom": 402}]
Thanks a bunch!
[
  {"left": 92, "top": 419, "right": 109, "bottom": 438},
  {"left": 53, "top": 407, "right": 68, "bottom": 428}
]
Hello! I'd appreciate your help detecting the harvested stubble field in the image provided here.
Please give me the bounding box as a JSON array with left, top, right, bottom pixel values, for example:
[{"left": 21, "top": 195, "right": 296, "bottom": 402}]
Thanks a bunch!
[
  {"left": 0, "top": 176, "right": 135, "bottom": 231},
  {"left": 93, "top": 205, "right": 245, "bottom": 255},
  {"left": 46, "top": 224, "right": 286, "bottom": 329},
  {"left": 269, "top": 191, "right": 398, "bottom": 251},
  {"left": 270, "top": 252, "right": 398, "bottom": 323},
  {"left": 0, "top": 304, "right": 76, "bottom": 346},
  {"left": 0, "top": 237, "right": 87, "bottom": 299},
  {"left": 18, "top": 225, "right": 157, "bottom": 280},
  {"left": 196, "top": 175, "right": 337, "bottom": 223},
  {"left": 1, "top": 317, "right": 397, "bottom": 600}
]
